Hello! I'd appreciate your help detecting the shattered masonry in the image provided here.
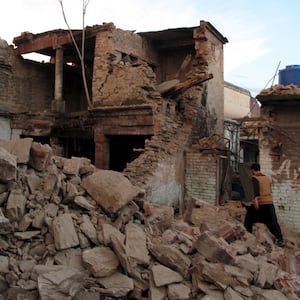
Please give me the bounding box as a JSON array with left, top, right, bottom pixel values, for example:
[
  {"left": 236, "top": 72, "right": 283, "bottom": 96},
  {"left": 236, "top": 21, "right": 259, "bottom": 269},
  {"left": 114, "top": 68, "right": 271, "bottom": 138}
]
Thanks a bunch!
[{"left": 0, "top": 138, "right": 299, "bottom": 299}]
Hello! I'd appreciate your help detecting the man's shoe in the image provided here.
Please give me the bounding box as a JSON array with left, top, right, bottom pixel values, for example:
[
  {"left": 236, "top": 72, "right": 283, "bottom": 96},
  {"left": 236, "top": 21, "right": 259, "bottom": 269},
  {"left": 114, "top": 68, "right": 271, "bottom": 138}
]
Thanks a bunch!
[{"left": 275, "top": 239, "right": 285, "bottom": 247}]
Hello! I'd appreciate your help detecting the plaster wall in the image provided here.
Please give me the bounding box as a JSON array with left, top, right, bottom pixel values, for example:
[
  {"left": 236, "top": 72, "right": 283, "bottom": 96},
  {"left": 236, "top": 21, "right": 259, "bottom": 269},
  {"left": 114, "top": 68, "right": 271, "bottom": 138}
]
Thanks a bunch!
[
  {"left": 205, "top": 30, "right": 225, "bottom": 135},
  {"left": 0, "top": 117, "right": 11, "bottom": 140},
  {"left": 112, "top": 29, "right": 159, "bottom": 65},
  {"left": 145, "top": 154, "right": 184, "bottom": 207},
  {"left": 224, "top": 83, "right": 251, "bottom": 119}
]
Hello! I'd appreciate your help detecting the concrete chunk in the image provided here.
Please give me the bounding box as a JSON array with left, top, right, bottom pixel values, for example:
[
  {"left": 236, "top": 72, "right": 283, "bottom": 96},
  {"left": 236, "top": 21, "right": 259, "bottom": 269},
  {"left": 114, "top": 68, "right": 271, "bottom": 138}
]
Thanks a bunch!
[
  {"left": 201, "top": 262, "right": 235, "bottom": 290},
  {"left": 167, "top": 283, "right": 191, "bottom": 300},
  {"left": 43, "top": 173, "right": 59, "bottom": 200},
  {"left": 148, "top": 243, "right": 191, "bottom": 278},
  {"left": 54, "top": 248, "right": 85, "bottom": 272},
  {"left": 62, "top": 156, "right": 83, "bottom": 176},
  {"left": 82, "top": 246, "right": 119, "bottom": 277},
  {"left": 97, "top": 271, "right": 134, "bottom": 297},
  {"left": 25, "top": 170, "right": 41, "bottom": 194},
  {"left": 29, "top": 142, "right": 52, "bottom": 172},
  {"left": 0, "top": 138, "right": 33, "bottom": 164},
  {"left": 37, "top": 266, "right": 83, "bottom": 300},
  {"left": 125, "top": 223, "right": 150, "bottom": 265},
  {"left": 235, "top": 253, "right": 259, "bottom": 273},
  {"left": 79, "top": 214, "right": 98, "bottom": 245},
  {"left": 14, "top": 230, "right": 40, "bottom": 240},
  {"left": 252, "top": 287, "right": 290, "bottom": 300},
  {"left": 224, "top": 286, "right": 244, "bottom": 300},
  {"left": 74, "top": 195, "right": 96, "bottom": 211},
  {"left": 151, "top": 264, "right": 183, "bottom": 287},
  {"left": 6, "top": 191, "right": 27, "bottom": 221},
  {"left": 32, "top": 208, "right": 45, "bottom": 229},
  {"left": 194, "top": 231, "right": 236, "bottom": 264},
  {"left": 18, "top": 214, "right": 32, "bottom": 231},
  {"left": 81, "top": 169, "right": 141, "bottom": 213},
  {"left": 0, "top": 147, "right": 17, "bottom": 183},
  {"left": 255, "top": 260, "right": 279, "bottom": 288},
  {"left": 52, "top": 214, "right": 79, "bottom": 250},
  {"left": 99, "top": 223, "right": 125, "bottom": 246},
  {"left": 0, "top": 256, "right": 9, "bottom": 274},
  {"left": 149, "top": 276, "right": 167, "bottom": 300},
  {"left": 145, "top": 202, "right": 174, "bottom": 232}
]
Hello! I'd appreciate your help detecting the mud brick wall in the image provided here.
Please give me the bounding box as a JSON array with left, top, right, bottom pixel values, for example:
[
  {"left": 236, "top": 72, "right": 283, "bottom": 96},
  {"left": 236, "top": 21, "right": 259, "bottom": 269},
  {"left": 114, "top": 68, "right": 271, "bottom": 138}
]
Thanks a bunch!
[
  {"left": 259, "top": 105, "right": 300, "bottom": 231},
  {"left": 0, "top": 46, "right": 53, "bottom": 114},
  {"left": 92, "top": 28, "right": 159, "bottom": 106},
  {"left": 185, "top": 151, "right": 218, "bottom": 205},
  {"left": 195, "top": 21, "right": 225, "bottom": 136}
]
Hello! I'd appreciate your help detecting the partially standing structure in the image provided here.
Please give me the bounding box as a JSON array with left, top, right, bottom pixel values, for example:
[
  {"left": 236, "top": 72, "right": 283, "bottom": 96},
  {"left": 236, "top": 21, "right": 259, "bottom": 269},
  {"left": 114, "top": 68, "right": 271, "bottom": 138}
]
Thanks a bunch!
[
  {"left": 256, "top": 83, "right": 300, "bottom": 231},
  {"left": 0, "top": 20, "right": 228, "bottom": 209}
]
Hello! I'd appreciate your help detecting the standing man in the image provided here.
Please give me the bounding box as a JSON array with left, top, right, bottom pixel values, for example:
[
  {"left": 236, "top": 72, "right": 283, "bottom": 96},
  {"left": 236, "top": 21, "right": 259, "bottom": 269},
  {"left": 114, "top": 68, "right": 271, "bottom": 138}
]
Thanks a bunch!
[{"left": 244, "top": 163, "right": 285, "bottom": 247}]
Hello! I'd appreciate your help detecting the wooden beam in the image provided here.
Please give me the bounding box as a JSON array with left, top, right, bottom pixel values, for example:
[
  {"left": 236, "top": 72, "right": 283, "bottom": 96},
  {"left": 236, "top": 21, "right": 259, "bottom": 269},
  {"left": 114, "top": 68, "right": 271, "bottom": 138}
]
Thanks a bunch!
[
  {"left": 164, "top": 73, "right": 213, "bottom": 96},
  {"left": 14, "top": 32, "right": 78, "bottom": 55}
]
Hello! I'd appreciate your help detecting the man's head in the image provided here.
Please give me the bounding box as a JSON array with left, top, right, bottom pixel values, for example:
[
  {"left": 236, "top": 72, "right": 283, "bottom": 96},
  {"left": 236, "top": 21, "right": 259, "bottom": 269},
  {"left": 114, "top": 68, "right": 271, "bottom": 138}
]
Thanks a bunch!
[
  {"left": 251, "top": 163, "right": 260, "bottom": 171},
  {"left": 250, "top": 163, "right": 260, "bottom": 175}
]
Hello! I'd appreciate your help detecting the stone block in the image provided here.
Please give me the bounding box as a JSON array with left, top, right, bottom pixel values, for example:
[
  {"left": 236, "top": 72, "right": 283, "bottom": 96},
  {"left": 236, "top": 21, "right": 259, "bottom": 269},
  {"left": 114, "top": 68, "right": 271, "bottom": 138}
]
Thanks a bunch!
[
  {"left": 194, "top": 231, "right": 236, "bottom": 264},
  {"left": 125, "top": 222, "right": 150, "bottom": 265},
  {"left": 0, "top": 147, "right": 17, "bottom": 183},
  {"left": 52, "top": 214, "right": 79, "bottom": 250},
  {"left": 151, "top": 264, "right": 183, "bottom": 287},
  {"left": 81, "top": 169, "right": 142, "bottom": 213},
  {"left": 29, "top": 142, "right": 52, "bottom": 172},
  {"left": 6, "top": 191, "right": 27, "bottom": 221},
  {"left": 0, "top": 138, "right": 33, "bottom": 164},
  {"left": 82, "top": 246, "right": 119, "bottom": 277}
]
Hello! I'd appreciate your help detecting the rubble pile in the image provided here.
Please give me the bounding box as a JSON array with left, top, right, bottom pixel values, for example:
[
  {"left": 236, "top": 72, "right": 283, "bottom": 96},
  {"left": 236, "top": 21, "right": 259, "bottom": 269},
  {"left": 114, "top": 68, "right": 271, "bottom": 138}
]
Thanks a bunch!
[
  {"left": 0, "top": 138, "right": 300, "bottom": 300},
  {"left": 258, "top": 83, "right": 300, "bottom": 96}
]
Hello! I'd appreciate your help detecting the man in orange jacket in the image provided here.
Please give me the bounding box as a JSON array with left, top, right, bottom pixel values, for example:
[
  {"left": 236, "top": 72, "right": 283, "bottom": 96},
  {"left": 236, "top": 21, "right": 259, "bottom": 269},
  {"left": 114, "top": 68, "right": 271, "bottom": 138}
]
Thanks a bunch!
[{"left": 244, "top": 163, "right": 285, "bottom": 247}]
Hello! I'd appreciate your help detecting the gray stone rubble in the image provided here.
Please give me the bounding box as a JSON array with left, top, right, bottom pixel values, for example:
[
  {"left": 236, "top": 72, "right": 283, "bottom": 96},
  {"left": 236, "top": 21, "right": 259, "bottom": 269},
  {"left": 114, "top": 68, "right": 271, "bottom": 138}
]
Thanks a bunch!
[{"left": 0, "top": 138, "right": 299, "bottom": 299}]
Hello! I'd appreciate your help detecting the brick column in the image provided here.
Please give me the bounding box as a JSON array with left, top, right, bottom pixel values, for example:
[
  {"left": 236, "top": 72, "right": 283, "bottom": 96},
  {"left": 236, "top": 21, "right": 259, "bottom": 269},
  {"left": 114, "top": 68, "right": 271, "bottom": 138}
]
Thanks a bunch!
[
  {"left": 94, "top": 129, "right": 110, "bottom": 169},
  {"left": 52, "top": 47, "right": 65, "bottom": 113}
]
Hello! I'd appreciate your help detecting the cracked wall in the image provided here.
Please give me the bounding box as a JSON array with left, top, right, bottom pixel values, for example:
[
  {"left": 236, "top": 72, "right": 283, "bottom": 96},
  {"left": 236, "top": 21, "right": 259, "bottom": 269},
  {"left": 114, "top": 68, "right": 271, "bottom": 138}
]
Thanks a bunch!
[
  {"left": 0, "top": 43, "right": 53, "bottom": 114},
  {"left": 257, "top": 85, "right": 300, "bottom": 231},
  {"left": 259, "top": 104, "right": 300, "bottom": 231},
  {"left": 0, "top": 21, "right": 227, "bottom": 208}
]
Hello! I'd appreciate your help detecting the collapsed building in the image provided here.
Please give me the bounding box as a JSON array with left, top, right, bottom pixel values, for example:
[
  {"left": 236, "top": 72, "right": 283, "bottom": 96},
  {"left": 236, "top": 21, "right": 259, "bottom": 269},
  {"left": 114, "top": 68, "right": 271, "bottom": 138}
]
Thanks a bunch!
[
  {"left": 0, "top": 138, "right": 299, "bottom": 299},
  {"left": 1, "top": 18, "right": 300, "bottom": 300},
  {"left": 0, "top": 20, "right": 229, "bottom": 210}
]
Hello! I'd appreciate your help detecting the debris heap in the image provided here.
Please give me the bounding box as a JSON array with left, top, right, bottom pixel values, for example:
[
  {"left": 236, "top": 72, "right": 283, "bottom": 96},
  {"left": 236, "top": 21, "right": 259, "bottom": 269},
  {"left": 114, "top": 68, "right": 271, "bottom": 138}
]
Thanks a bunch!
[
  {"left": 258, "top": 84, "right": 300, "bottom": 96},
  {"left": 0, "top": 138, "right": 299, "bottom": 300}
]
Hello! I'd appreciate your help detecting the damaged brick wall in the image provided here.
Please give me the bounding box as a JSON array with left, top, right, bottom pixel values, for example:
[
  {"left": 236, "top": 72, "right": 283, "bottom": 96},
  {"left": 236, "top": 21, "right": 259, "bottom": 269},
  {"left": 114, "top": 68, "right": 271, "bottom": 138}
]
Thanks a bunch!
[
  {"left": 94, "top": 62, "right": 157, "bottom": 106},
  {"left": 257, "top": 85, "right": 300, "bottom": 231},
  {"left": 259, "top": 106, "right": 300, "bottom": 231},
  {"left": 0, "top": 42, "right": 53, "bottom": 114},
  {"left": 123, "top": 105, "right": 188, "bottom": 207},
  {"left": 0, "top": 21, "right": 228, "bottom": 210},
  {"left": 185, "top": 152, "right": 218, "bottom": 205},
  {"left": 92, "top": 26, "right": 159, "bottom": 107},
  {"left": 194, "top": 21, "right": 226, "bottom": 136},
  {"left": 121, "top": 22, "right": 227, "bottom": 207},
  {"left": 184, "top": 134, "right": 228, "bottom": 205}
]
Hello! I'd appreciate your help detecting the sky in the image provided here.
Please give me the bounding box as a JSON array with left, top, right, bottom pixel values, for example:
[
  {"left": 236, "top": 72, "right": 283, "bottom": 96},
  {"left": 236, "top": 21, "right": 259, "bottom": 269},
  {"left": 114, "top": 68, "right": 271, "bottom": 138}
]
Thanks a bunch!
[{"left": 1, "top": 0, "right": 300, "bottom": 97}]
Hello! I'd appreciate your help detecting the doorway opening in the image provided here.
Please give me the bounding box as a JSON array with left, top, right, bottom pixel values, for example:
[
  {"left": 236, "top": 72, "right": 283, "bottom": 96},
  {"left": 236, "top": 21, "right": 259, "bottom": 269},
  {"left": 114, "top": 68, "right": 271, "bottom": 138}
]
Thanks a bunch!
[
  {"left": 52, "top": 128, "right": 95, "bottom": 164},
  {"left": 108, "top": 135, "right": 151, "bottom": 171}
]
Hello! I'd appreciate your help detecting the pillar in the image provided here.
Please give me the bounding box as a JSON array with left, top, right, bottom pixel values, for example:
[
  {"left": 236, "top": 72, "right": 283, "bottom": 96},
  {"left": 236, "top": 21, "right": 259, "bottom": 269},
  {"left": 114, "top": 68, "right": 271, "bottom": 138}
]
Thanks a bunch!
[
  {"left": 94, "top": 129, "right": 110, "bottom": 169},
  {"left": 52, "top": 47, "right": 65, "bottom": 113}
]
